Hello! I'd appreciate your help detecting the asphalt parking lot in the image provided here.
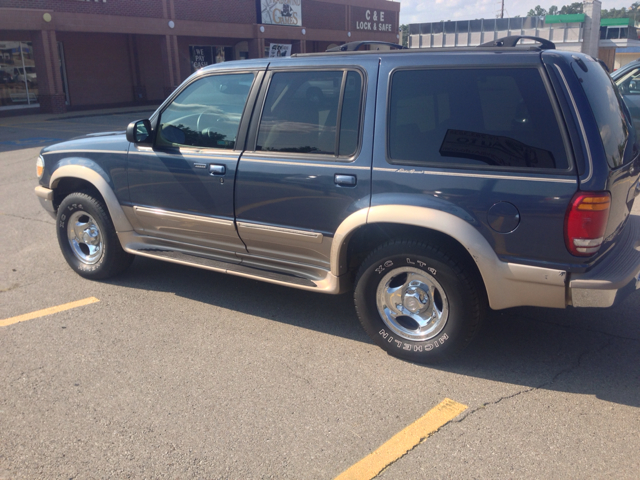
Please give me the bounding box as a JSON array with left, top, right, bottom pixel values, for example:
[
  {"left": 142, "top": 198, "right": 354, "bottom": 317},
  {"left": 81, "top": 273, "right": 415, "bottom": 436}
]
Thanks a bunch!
[{"left": 1, "top": 110, "right": 639, "bottom": 479}]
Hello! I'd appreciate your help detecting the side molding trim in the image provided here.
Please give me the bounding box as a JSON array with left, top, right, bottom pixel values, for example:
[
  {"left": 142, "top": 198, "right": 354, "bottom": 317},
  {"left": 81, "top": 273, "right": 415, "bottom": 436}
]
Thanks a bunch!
[
  {"left": 49, "top": 165, "right": 134, "bottom": 233},
  {"left": 237, "top": 221, "right": 324, "bottom": 243},
  {"left": 134, "top": 206, "right": 234, "bottom": 227}
]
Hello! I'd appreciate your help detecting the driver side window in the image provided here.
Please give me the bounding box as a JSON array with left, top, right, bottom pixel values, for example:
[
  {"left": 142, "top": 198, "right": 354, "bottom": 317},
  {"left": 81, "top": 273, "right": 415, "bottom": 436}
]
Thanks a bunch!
[{"left": 157, "top": 73, "right": 255, "bottom": 150}]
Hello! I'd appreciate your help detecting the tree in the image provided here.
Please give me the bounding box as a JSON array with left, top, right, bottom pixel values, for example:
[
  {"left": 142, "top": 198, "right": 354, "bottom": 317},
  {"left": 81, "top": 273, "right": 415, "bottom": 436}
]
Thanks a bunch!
[
  {"left": 527, "top": 5, "right": 547, "bottom": 16},
  {"left": 558, "top": 2, "right": 583, "bottom": 14},
  {"left": 526, "top": 3, "right": 584, "bottom": 17},
  {"left": 400, "top": 24, "right": 409, "bottom": 48},
  {"left": 601, "top": 7, "right": 629, "bottom": 19}
]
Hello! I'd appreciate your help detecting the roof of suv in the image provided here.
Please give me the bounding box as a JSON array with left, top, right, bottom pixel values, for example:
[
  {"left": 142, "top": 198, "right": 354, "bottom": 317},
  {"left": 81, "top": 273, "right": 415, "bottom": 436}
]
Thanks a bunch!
[
  {"left": 294, "top": 36, "right": 557, "bottom": 57},
  {"left": 194, "top": 36, "right": 576, "bottom": 76}
]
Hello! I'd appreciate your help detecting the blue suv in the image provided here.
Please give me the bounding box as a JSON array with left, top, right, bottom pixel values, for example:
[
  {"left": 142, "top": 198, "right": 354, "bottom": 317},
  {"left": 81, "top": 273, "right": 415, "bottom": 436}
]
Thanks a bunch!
[{"left": 35, "top": 37, "right": 640, "bottom": 363}]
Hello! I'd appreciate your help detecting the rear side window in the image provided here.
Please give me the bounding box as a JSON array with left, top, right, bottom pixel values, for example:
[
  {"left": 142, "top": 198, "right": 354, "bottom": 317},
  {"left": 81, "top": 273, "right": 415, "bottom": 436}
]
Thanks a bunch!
[
  {"left": 256, "top": 70, "right": 363, "bottom": 157},
  {"left": 387, "top": 68, "right": 569, "bottom": 170},
  {"left": 573, "top": 57, "right": 632, "bottom": 168}
]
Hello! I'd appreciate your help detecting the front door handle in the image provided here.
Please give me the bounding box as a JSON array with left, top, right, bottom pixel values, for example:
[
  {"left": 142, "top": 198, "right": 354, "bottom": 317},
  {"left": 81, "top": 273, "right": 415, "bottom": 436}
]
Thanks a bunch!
[
  {"left": 335, "top": 174, "right": 357, "bottom": 186},
  {"left": 209, "top": 164, "right": 226, "bottom": 176}
]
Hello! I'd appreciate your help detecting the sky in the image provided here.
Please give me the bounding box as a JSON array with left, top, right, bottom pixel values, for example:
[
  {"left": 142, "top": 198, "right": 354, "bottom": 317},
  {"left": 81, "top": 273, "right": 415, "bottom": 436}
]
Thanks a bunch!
[{"left": 398, "top": 0, "right": 636, "bottom": 25}]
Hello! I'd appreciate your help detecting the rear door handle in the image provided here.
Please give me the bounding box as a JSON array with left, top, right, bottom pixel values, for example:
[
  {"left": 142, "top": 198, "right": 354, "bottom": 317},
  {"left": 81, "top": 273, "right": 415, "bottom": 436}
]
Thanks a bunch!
[
  {"left": 209, "top": 164, "right": 226, "bottom": 176},
  {"left": 335, "top": 174, "right": 357, "bottom": 186}
]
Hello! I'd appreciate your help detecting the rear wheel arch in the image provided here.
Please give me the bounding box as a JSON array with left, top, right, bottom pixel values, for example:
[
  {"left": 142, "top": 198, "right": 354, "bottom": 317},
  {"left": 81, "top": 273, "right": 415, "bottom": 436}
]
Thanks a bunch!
[
  {"left": 343, "top": 222, "right": 486, "bottom": 297},
  {"left": 331, "top": 207, "right": 491, "bottom": 298}
]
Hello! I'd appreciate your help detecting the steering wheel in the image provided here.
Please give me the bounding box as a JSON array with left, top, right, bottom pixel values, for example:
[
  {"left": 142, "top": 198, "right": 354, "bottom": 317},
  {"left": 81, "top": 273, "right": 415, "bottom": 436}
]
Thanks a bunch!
[{"left": 196, "top": 112, "right": 225, "bottom": 133}]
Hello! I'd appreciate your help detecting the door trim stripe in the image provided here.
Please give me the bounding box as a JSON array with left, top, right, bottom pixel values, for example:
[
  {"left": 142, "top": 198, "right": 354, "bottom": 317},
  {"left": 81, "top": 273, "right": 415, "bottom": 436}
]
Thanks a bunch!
[
  {"left": 241, "top": 158, "right": 369, "bottom": 170},
  {"left": 237, "top": 221, "right": 324, "bottom": 243},
  {"left": 373, "top": 167, "right": 576, "bottom": 183},
  {"left": 133, "top": 206, "right": 234, "bottom": 227}
]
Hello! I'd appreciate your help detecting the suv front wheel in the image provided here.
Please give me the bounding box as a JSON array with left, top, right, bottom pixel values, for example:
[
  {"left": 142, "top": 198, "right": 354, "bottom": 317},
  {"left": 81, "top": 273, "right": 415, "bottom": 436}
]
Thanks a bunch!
[
  {"left": 56, "top": 192, "right": 134, "bottom": 279},
  {"left": 354, "top": 240, "right": 485, "bottom": 363}
]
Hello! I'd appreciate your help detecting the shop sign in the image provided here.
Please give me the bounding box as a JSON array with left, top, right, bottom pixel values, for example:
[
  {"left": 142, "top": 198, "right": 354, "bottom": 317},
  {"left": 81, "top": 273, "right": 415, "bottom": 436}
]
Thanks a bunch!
[
  {"left": 189, "top": 46, "right": 229, "bottom": 72},
  {"left": 190, "top": 46, "right": 213, "bottom": 71},
  {"left": 261, "top": 0, "right": 302, "bottom": 27},
  {"left": 351, "top": 7, "right": 394, "bottom": 33},
  {"left": 268, "top": 44, "right": 292, "bottom": 58}
]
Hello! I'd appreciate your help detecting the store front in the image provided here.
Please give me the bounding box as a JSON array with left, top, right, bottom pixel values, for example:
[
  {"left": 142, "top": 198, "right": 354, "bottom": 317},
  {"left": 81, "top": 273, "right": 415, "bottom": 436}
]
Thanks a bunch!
[
  {"left": 0, "top": 0, "right": 399, "bottom": 115},
  {"left": 0, "top": 41, "right": 39, "bottom": 110}
]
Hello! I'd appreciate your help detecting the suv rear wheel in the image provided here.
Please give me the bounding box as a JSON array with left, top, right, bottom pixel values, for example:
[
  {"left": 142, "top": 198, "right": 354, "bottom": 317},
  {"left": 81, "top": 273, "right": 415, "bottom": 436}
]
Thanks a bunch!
[
  {"left": 56, "top": 192, "right": 133, "bottom": 279},
  {"left": 354, "top": 240, "right": 485, "bottom": 363}
]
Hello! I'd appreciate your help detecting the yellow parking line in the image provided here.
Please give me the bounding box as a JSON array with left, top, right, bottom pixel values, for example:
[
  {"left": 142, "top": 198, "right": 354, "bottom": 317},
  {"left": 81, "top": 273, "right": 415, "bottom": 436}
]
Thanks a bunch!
[
  {"left": 335, "top": 398, "right": 468, "bottom": 480},
  {"left": 0, "top": 297, "right": 100, "bottom": 327}
]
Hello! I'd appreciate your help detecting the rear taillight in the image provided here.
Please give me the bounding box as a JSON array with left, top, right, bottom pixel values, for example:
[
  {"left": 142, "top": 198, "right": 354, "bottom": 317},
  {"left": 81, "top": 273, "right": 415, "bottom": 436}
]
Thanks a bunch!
[{"left": 564, "top": 192, "right": 611, "bottom": 256}]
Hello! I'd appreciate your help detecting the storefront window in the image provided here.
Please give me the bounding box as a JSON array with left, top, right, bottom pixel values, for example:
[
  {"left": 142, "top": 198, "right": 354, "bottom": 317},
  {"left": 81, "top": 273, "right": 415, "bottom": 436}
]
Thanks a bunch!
[
  {"left": 0, "top": 41, "right": 39, "bottom": 110},
  {"left": 189, "top": 45, "right": 234, "bottom": 73}
]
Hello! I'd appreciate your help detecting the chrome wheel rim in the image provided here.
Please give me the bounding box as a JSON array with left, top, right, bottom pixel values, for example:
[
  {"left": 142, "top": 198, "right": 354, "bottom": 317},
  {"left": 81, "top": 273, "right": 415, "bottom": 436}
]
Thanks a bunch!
[
  {"left": 66, "top": 211, "right": 103, "bottom": 265},
  {"left": 375, "top": 267, "right": 449, "bottom": 342}
]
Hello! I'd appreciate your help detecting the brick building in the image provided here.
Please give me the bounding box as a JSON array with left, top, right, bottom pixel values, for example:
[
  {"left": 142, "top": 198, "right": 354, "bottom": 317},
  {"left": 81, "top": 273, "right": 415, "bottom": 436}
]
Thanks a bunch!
[{"left": 0, "top": 0, "right": 400, "bottom": 114}]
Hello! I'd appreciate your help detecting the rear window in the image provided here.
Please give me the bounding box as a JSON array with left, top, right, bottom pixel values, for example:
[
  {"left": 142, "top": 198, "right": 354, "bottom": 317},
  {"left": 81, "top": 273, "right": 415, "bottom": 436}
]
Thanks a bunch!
[
  {"left": 571, "top": 57, "right": 633, "bottom": 169},
  {"left": 387, "top": 67, "right": 569, "bottom": 170}
]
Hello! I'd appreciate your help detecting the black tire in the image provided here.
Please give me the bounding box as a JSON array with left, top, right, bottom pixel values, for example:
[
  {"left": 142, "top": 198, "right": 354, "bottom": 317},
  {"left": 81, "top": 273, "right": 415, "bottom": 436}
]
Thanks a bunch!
[
  {"left": 354, "top": 239, "right": 485, "bottom": 363},
  {"left": 56, "top": 192, "right": 133, "bottom": 279}
]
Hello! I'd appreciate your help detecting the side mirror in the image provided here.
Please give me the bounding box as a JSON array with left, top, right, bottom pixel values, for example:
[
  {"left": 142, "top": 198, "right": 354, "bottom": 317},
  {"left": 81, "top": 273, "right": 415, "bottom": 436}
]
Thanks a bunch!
[{"left": 126, "top": 119, "right": 152, "bottom": 145}]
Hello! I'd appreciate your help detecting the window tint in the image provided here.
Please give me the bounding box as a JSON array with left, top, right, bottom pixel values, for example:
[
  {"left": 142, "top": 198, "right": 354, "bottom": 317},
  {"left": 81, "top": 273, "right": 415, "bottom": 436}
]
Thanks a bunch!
[
  {"left": 614, "top": 67, "right": 640, "bottom": 95},
  {"left": 257, "top": 70, "right": 362, "bottom": 156},
  {"left": 157, "top": 73, "right": 254, "bottom": 149},
  {"left": 388, "top": 68, "right": 569, "bottom": 170},
  {"left": 614, "top": 66, "right": 640, "bottom": 139},
  {"left": 573, "top": 58, "right": 632, "bottom": 168},
  {"left": 339, "top": 71, "right": 362, "bottom": 156}
]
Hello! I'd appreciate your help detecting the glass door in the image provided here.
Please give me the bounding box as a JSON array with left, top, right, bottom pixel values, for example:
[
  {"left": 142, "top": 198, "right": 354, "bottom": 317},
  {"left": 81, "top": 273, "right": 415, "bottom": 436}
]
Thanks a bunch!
[{"left": 0, "top": 41, "right": 39, "bottom": 110}]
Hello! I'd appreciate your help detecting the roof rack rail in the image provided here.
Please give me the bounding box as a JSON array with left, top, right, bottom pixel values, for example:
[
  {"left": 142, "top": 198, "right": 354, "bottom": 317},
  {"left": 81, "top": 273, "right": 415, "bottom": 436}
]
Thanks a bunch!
[
  {"left": 479, "top": 36, "right": 555, "bottom": 50},
  {"left": 326, "top": 41, "right": 405, "bottom": 52},
  {"left": 596, "top": 58, "right": 610, "bottom": 73}
]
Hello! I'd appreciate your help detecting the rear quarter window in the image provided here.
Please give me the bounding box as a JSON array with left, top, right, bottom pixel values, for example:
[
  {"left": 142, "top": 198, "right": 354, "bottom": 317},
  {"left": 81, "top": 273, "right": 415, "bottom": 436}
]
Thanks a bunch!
[
  {"left": 571, "top": 57, "right": 633, "bottom": 169},
  {"left": 387, "top": 67, "right": 570, "bottom": 170}
]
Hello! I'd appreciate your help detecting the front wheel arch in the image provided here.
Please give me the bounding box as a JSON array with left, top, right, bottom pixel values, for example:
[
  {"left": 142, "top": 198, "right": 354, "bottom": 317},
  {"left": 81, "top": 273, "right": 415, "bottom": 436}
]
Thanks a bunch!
[
  {"left": 49, "top": 164, "right": 134, "bottom": 232},
  {"left": 52, "top": 177, "right": 104, "bottom": 211}
]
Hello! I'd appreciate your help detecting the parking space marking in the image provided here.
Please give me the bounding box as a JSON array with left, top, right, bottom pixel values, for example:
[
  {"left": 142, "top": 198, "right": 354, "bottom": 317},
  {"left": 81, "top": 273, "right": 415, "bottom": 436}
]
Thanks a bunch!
[
  {"left": 334, "top": 398, "right": 467, "bottom": 480},
  {"left": 0, "top": 297, "right": 100, "bottom": 327}
]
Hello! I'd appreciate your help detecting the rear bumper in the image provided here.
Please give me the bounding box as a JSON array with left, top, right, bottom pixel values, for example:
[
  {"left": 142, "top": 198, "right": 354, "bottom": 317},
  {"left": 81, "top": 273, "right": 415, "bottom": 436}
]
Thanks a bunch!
[{"left": 569, "top": 215, "right": 640, "bottom": 307}]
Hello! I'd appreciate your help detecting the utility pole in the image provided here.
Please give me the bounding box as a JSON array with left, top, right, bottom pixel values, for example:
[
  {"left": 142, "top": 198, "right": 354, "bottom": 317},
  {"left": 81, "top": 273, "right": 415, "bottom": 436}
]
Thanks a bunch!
[{"left": 501, "top": 0, "right": 505, "bottom": 18}]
